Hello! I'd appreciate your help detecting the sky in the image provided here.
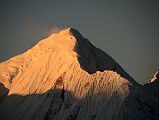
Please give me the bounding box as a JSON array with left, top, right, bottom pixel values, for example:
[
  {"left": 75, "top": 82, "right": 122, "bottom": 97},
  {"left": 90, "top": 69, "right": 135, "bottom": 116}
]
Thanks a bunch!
[{"left": 0, "top": 0, "right": 158, "bottom": 84}]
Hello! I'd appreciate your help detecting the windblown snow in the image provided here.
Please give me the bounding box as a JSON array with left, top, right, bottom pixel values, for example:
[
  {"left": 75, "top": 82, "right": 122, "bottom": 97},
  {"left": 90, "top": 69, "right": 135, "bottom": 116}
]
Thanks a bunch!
[{"left": 0, "top": 28, "right": 158, "bottom": 120}]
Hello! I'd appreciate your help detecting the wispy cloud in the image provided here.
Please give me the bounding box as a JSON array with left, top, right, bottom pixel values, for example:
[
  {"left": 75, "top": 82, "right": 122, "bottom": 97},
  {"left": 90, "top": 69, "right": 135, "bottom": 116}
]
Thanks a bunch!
[{"left": 47, "top": 26, "right": 64, "bottom": 35}]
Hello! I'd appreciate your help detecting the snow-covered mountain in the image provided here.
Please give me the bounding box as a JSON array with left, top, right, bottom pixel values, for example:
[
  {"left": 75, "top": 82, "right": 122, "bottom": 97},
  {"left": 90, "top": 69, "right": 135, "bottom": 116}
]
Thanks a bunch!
[{"left": 0, "top": 28, "right": 158, "bottom": 120}]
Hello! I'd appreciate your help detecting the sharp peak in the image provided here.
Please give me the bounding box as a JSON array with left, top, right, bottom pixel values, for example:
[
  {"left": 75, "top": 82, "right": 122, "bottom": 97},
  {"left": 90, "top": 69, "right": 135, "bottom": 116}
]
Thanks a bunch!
[
  {"left": 149, "top": 70, "right": 159, "bottom": 83},
  {"left": 50, "top": 27, "right": 84, "bottom": 40},
  {"left": 61, "top": 27, "right": 80, "bottom": 33},
  {"left": 50, "top": 27, "right": 80, "bottom": 35},
  {"left": 2, "top": 27, "right": 138, "bottom": 86},
  {"left": 46, "top": 27, "right": 92, "bottom": 50}
]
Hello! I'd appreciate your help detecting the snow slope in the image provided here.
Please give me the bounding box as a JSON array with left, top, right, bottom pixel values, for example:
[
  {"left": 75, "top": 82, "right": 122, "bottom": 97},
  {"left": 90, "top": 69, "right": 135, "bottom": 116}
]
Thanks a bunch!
[{"left": 0, "top": 28, "right": 158, "bottom": 120}]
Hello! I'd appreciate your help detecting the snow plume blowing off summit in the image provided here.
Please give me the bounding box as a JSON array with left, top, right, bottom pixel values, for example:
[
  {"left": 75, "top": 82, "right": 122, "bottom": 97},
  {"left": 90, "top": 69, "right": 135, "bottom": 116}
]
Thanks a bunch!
[{"left": 0, "top": 28, "right": 159, "bottom": 120}]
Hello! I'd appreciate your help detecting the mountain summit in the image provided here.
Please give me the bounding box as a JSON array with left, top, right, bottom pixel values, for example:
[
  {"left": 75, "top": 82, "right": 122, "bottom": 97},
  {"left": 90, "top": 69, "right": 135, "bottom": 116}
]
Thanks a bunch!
[{"left": 0, "top": 28, "right": 158, "bottom": 120}]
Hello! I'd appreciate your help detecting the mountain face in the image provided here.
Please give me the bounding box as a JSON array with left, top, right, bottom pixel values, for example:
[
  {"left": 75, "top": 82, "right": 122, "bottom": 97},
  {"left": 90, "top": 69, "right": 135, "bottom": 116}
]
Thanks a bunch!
[
  {"left": 120, "top": 80, "right": 159, "bottom": 120},
  {"left": 145, "top": 71, "right": 159, "bottom": 94},
  {"left": 0, "top": 28, "right": 158, "bottom": 120}
]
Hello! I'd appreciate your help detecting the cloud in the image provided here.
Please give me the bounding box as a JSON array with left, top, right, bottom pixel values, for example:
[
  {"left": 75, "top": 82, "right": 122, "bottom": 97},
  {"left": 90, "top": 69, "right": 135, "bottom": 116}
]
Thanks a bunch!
[{"left": 47, "top": 26, "right": 63, "bottom": 35}]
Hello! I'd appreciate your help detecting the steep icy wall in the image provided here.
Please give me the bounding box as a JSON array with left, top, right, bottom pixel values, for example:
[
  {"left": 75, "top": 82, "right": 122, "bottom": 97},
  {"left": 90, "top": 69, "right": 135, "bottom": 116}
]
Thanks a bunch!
[{"left": 0, "top": 28, "right": 158, "bottom": 120}]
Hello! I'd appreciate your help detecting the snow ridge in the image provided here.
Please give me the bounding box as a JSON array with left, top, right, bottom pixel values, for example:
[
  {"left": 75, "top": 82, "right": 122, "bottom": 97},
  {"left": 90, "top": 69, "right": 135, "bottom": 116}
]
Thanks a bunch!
[{"left": 0, "top": 28, "right": 158, "bottom": 120}]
